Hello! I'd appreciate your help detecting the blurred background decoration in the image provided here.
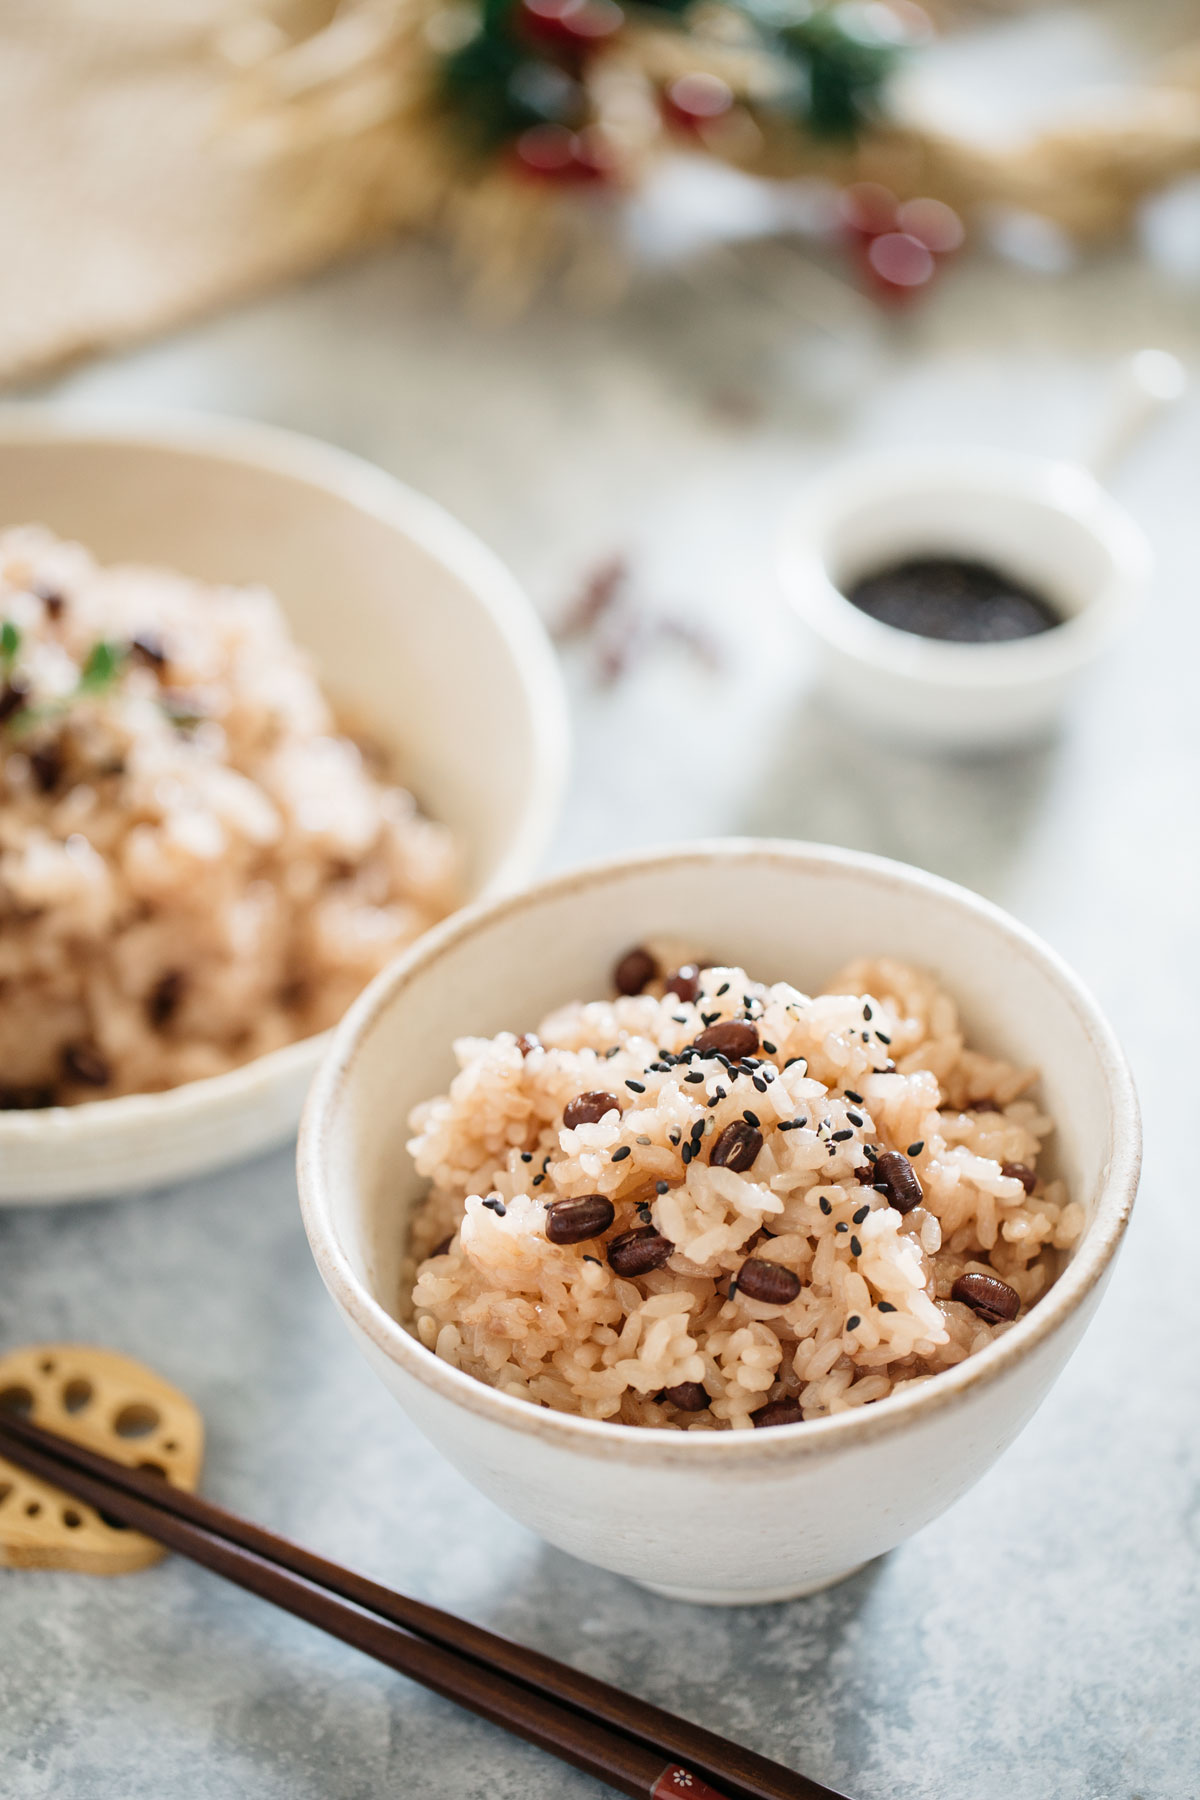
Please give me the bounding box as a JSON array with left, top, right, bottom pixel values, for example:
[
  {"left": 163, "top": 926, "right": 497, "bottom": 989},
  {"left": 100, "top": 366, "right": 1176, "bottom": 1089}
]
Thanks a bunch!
[{"left": 2, "top": 0, "right": 1200, "bottom": 379}]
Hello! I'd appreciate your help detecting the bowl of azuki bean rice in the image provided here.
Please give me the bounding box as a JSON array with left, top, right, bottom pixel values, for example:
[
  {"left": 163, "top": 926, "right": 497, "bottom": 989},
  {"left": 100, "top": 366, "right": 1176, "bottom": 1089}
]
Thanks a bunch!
[{"left": 299, "top": 841, "right": 1140, "bottom": 1602}]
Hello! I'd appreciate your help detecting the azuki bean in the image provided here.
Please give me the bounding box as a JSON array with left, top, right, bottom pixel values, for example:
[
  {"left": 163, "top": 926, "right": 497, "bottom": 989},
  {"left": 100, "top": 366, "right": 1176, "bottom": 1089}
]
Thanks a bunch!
[
  {"left": 709, "top": 1120, "right": 762, "bottom": 1173},
  {"left": 545, "top": 1195, "right": 616, "bottom": 1245},
  {"left": 873, "top": 1150, "right": 923, "bottom": 1214},
  {"left": 753, "top": 1399, "right": 805, "bottom": 1428},
  {"left": 606, "top": 1227, "right": 674, "bottom": 1277},
  {"left": 951, "top": 1271, "right": 1020, "bottom": 1324},
  {"left": 614, "top": 946, "right": 658, "bottom": 995},
  {"left": 661, "top": 1381, "right": 709, "bottom": 1412},
  {"left": 735, "top": 1258, "right": 801, "bottom": 1306},
  {"left": 693, "top": 1020, "right": 758, "bottom": 1060},
  {"left": 563, "top": 1091, "right": 620, "bottom": 1129}
]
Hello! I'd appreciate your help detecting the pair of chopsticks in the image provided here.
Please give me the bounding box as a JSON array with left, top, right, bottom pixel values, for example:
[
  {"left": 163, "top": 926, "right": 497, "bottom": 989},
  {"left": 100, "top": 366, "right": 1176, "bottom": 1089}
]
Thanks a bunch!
[{"left": 0, "top": 1412, "right": 849, "bottom": 1800}]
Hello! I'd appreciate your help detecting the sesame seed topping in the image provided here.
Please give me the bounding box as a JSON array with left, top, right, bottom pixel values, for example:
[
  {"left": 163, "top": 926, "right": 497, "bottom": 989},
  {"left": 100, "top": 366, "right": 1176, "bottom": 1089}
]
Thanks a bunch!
[
  {"left": 907, "top": 1141, "right": 925, "bottom": 1157},
  {"left": 846, "top": 1112, "right": 864, "bottom": 1127},
  {"left": 850, "top": 1235, "right": 862, "bottom": 1256},
  {"left": 520, "top": 1152, "right": 533, "bottom": 1163},
  {"left": 844, "top": 1090, "right": 863, "bottom": 1104},
  {"left": 716, "top": 982, "right": 730, "bottom": 997},
  {"left": 583, "top": 1255, "right": 601, "bottom": 1265},
  {"left": 532, "top": 1175, "right": 544, "bottom": 1187},
  {"left": 853, "top": 1205, "right": 870, "bottom": 1225},
  {"left": 878, "top": 1301, "right": 896, "bottom": 1313},
  {"left": 625, "top": 1079, "right": 646, "bottom": 1093},
  {"left": 483, "top": 1197, "right": 507, "bottom": 1215},
  {"left": 863, "top": 1004, "right": 873, "bottom": 1020},
  {"left": 742, "top": 1110, "right": 760, "bottom": 1127},
  {"left": 831, "top": 1129, "right": 853, "bottom": 1142},
  {"left": 681, "top": 1143, "right": 693, "bottom": 1164},
  {"left": 761, "top": 1040, "right": 777, "bottom": 1054},
  {"left": 875, "top": 1031, "right": 891, "bottom": 1045},
  {"left": 635, "top": 1135, "right": 651, "bottom": 1145},
  {"left": 685, "top": 1071, "right": 705, "bottom": 1084},
  {"left": 819, "top": 1196, "right": 832, "bottom": 1215},
  {"left": 752, "top": 1075, "right": 768, "bottom": 1093},
  {"left": 836, "top": 1222, "right": 848, "bottom": 1232},
  {"left": 846, "top": 1315, "right": 861, "bottom": 1331},
  {"left": 656, "top": 1181, "right": 669, "bottom": 1194},
  {"left": 611, "top": 1146, "right": 631, "bottom": 1162}
]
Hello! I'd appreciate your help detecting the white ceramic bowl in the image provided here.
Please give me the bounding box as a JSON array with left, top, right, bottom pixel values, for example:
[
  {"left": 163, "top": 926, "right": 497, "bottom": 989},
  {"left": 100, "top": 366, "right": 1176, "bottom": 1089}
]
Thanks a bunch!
[
  {"left": 778, "top": 448, "right": 1152, "bottom": 751},
  {"left": 298, "top": 839, "right": 1140, "bottom": 1605},
  {"left": 0, "top": 410, "right": 568, "bottom": 1204}
]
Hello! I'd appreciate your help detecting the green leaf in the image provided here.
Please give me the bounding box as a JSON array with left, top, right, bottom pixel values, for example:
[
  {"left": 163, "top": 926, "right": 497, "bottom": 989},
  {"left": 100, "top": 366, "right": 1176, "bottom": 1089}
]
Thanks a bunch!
[
  {"left": 78, "top": 639, "right": 124, "bottom": 693},
  {"left": 774, "top": 3, "right": 901, "bottom": 141},
  {"left": 0, "top": 619, "right": 19, "bottom": 663}
]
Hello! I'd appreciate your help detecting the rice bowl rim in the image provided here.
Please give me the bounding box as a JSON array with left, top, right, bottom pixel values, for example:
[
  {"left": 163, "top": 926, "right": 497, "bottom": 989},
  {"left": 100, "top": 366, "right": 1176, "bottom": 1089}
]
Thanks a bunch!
[
  {"left": 0, "top": 406, "right": 569, "bottom": 1160},
  {"left": 298, "top": 838, "right": 1142, "bottom": 1465}
]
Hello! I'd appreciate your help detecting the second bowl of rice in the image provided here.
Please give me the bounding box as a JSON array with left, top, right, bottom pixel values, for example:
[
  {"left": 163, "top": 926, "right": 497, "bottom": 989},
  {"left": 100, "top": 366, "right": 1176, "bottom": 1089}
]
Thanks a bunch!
[
  {"left": 299, "top": 841, "right": 1139, "bottom": 1604},
  {"left": 0, "top": 412, "right": 567, "bottom": 1202}
]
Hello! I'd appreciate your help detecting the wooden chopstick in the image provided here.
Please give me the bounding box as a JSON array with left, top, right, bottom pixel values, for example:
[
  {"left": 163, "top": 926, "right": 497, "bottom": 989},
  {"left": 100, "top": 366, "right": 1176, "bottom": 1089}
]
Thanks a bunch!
[{"left": 0, "top": 1414, "right": 848, "bottom": 1800}]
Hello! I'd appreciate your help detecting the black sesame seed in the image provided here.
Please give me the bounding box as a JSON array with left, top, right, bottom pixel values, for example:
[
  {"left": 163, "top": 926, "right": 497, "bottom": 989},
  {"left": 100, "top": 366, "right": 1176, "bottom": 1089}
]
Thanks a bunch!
[
  {"left": 685, "top": 1071, "right": 705, "bottom": 1084},
  {"left": 836, "top": 1221, "right": 849, "bottom": 1233},
  {"left": 875, "top": 1031, "right": 891, "bottom": 1045},
  {"left": 850, "top": 1236, "right": 862, "bottom": 1257},
  {"left": 701, "top": 1012, "right": 720, "bottom": 1027},
  {"left": 846, "top": 1112, "right": 864, "bottom": 1127},
  {"left": 742, "top": 1110, "right": 760, "bottom": 1128},
  {"left": 864, "top": 1145, "right": 878, "bottom": 1162},
  {"left": 819, "top": 1197, "right": 833, "bottom": 1215},
  {"left": 583, "top": 1255, "right": 601, "bottom": 1265},
  {"left": 611, "top": 1145, "right": 631, "bottom": 1162},
  {"left": 752, "top": 1076, "right": 768, "bottom": 1093},
  {"left": 681, "top": 1143, "right": 693, "bottom": 1165},
  {"left": 672, "top": 1015, "right": 688, "bottom": 1025},
  {"left": 878, "top": 1301, "right": 896, "bottom": 1313},
  {"left": 831, "top": 1129, "right": 853, "bottom": 1142},
  {"left": 520, "top": 1152, "right": 533, "bottom": 1163},
  {"left": 532, "top": 1175, "right": 544, "bottom": 1187},
  {"left": 863, "top": 1004, "right": 873, "bottom": 1021},
  {"left": 625, "top": 1080, "right": 645, "bottom": 1093},
  {"left": 844, "top": 1090, "right": 863, "bottom": 1104},
  {"left": 669, "top": 1131, "right": 681, "bottom": 1146},
  {"left": 853, "top": 1205, "right": 870, "bottom": 1225},
  {"left": 656, "top": 1181, "right": 669, "bottom": 1194},
  {"left": 846, "top": 1315, "right": 861, "bottom": 1331},
  {"left": 761, "top": 1040, "right": 777, "bottom": 1055},
  {"left": 907, "top": 1141, "right": 925, "bottom": 1157},
  {"left": 716, "top": 982, "right": 730, "bottom": 997},
  {"left": 483, "top": 1197, "right": 507, "bottom": 1215}
]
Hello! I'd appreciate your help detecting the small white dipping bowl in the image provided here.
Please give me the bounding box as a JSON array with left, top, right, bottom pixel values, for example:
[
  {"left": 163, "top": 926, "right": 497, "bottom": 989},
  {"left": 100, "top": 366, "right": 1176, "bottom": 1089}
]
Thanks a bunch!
[
  {"left": 0, "top": 410, "right": 567, "bottom": 1205},
  {"left": 298, "top": 840, "right": 1140, "bottom": 1605},
  {"left": 779, "top": 448, "right": 1152, "bottom": 751}
]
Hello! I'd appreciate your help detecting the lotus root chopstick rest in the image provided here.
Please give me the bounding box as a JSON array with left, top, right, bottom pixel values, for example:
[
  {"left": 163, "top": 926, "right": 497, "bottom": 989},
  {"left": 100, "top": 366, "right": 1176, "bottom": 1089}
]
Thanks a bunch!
[{"left": 0, "top": 1344, "right": 203, "bottom": 1574}]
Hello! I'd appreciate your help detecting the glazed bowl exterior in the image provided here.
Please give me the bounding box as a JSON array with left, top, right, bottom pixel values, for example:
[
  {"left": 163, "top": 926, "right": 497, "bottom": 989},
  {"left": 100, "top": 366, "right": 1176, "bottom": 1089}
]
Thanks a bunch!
[
  {"left": 298, "top": 840, "right": 1140, "bottom": 1604},
  {"left": 778, "top": 448, "right": 1152, "bottom": 751},
  {"left": 0, "top": 410, "right": 568, "bottom": 1203}
]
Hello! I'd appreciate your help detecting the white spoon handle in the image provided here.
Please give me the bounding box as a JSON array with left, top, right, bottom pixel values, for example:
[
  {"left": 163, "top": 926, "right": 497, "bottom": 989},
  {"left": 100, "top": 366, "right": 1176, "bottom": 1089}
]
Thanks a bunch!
[{"left": 1085, "top": 348, "right": 1187, "bottom": 482}]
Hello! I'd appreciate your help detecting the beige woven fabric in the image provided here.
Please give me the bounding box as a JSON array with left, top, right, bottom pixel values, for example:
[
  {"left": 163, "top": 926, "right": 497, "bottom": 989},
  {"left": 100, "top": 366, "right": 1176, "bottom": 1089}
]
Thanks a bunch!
[{"left": 0, "top": 0, "right": 385, "bottom": 384}]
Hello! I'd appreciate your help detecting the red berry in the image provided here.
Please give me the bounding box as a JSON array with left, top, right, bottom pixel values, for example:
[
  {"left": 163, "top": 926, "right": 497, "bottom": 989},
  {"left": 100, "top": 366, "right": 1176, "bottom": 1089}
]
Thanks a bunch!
[
  {"left": 866, "top": 231, "right": 936, "bottom": 297},
  {"left": 663, "top": 73, "right": 734, "bottom": 130},
  {"left": 839, "top": 182, "right": 898, "bottom": 239},
  {"left": 513, "top": 122, "right": 614, "bottom": 184},
  {"left": 896, "top": 197, "right": 964, "bottom": 254},
  {"left": 521, "top": 0, "right": 623, "bottom": 43}
]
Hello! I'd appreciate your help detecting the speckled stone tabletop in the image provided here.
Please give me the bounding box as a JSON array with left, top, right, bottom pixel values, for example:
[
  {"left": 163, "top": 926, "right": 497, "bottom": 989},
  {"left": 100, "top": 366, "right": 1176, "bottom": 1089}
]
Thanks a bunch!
[{"left": 2, "top": 217, "right": 1198, "bottom": 1800}]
